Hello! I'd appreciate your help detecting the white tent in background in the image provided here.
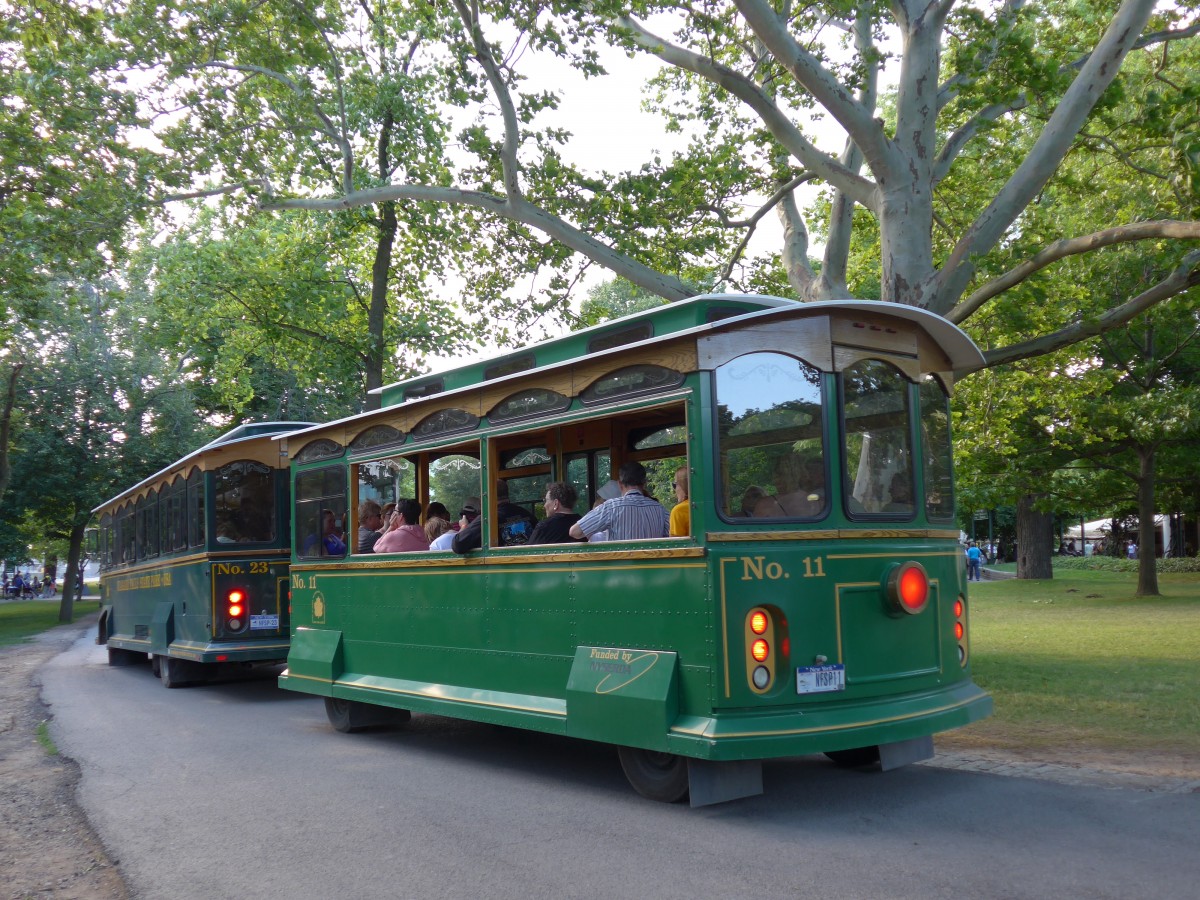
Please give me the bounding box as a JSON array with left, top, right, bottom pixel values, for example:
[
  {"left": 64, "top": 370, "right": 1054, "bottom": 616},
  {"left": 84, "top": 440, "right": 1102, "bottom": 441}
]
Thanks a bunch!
[{"left": 1063, "top": 519, "right": 1113, "bottom": 541}]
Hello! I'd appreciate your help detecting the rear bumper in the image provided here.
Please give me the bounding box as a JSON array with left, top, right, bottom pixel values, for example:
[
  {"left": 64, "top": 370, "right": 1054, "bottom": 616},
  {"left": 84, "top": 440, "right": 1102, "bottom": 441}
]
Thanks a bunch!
[
  {"left": 665, "top": 680, "right": 993, "bottom": 760},
  {"left": 107, "top": 635, "right": 288, "bottom": 665}
]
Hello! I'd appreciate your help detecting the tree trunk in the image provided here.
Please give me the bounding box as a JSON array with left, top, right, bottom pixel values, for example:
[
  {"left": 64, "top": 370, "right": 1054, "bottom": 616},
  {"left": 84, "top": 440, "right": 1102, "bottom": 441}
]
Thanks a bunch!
[
  {"left": 57, "top": 520, "right": 88, "bottom": 623},
  {"left": 1016, "top": 494, "right": 1055, "bottom": 579},
  {"left": 0, "top": 362, "right": 24, "bottom": 509},
  {"left": 364, "top": 198, "right": 397, "bottom": 412},
  {"left": 1134, "top": 445, "right": 1160, "bottom": 597}
]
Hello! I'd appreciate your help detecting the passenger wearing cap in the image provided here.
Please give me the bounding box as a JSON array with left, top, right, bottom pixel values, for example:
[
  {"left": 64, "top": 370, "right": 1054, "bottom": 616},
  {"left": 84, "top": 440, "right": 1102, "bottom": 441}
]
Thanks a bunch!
[
  {"left": 570, "top": 462, "right": 669, "bottom": 542},
  {"left": 434, "top": 499, "right": 479, "bottom": 551}
]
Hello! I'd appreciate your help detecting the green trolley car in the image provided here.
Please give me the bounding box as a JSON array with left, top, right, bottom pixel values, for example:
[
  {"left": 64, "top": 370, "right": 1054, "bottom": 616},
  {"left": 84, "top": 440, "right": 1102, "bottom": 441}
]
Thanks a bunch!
[
  {"left": 96, "top": 422, "right": 312, "bottom": 687},
  {"left": 279, "top": 296, "right": 991, "bottom": 804}
]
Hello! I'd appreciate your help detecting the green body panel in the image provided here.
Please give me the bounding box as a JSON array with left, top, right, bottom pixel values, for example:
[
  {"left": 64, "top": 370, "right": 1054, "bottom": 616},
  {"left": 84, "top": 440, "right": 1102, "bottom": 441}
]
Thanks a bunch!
[
  {"left": 102, "top": 555, "right": 291, "bottom": 664},
  {"left": 566, "top": 648, "right": 679, "bottom": 750},
  {"left": 281, "top": 535, "right": 990, "bottom": 760}
]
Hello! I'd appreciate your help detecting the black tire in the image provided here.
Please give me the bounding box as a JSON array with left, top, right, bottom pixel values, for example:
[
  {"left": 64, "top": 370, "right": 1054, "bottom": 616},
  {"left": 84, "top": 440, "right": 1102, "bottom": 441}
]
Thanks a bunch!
[
  {"left": 159, "top": 655, "right": 194, "bottom": 689},
  {"left": 824, "top": 746, "right": 881, "bottom": 768},
  {"left": 324, "top": 697, "right": 408, "bottom": 733},
  {"left": 617, "top": 747, "right": 690, "bottom": 803},
  {"left": 150, "top": 655, "right": 161, "bottom": 678},
  {"left": 106, "top": 646, "right": 138, "bottom": 667}
]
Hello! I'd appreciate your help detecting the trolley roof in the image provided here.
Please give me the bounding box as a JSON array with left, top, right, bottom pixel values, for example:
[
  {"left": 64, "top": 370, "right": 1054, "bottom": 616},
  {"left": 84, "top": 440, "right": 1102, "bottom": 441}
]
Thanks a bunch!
[
  {"left": 280, "top": 295, "right": 984, "bottom": 454},
  {"left": 93, "top": 421, "right": 314, "bottom": 515}
]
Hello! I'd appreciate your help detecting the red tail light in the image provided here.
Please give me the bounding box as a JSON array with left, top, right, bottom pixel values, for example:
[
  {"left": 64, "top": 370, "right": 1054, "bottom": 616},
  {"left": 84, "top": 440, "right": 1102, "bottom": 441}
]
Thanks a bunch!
[
  {"left": 886, "top": 562, "right": 929, "bottom": 615},
  {"left": 226, "top": 588, "right": 247, "bottom": 631}
]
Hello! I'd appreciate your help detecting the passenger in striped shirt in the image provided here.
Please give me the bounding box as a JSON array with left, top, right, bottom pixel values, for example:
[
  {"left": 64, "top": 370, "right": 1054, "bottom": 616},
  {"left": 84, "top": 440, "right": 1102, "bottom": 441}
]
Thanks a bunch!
[{"left": 570, "top": 462, "right": 670, "bottom": 542}]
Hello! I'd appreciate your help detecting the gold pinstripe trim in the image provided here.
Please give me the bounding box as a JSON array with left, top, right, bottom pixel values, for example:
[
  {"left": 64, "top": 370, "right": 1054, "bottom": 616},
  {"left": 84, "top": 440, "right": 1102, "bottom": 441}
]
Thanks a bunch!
[
  {"left": 669, "top": 694, "right": 979, "bottom": 739},
  {"left": 287, "top": 672, "right": 565, "bottom": 717}
]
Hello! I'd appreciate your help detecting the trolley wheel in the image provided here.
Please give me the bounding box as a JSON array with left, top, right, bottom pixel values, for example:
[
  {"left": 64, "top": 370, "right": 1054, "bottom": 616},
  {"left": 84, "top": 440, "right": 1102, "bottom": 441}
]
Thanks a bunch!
[
  {"left": 324, "top": 697, "right": 408, "bottom": 733},
  {"left": 824, "top": 746, "right": 881, "bottom": 768},
  {"left": 150, "top": 655, "right": 161, "bottom": 678},
  {"left": 617, "top": 747, "right": 690, "bottom": 803},
  {"left": 106, "top": 646, "right": 138, "bottom": 667},
  {"left": 159, "top": 655, "right": 194, "bottom": 689}
]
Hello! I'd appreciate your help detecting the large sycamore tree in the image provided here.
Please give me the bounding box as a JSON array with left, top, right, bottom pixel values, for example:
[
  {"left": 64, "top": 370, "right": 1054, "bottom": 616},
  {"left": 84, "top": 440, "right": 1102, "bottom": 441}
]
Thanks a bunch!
[{"left": 113, "top": 0, "right": 1199, "bottom": 365}]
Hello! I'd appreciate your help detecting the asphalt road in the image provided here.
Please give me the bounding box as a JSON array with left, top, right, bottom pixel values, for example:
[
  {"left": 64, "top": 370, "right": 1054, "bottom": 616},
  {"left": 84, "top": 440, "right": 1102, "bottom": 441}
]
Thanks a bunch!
[{"left": 41, "top": 632, "right": 1199, "bottom": 900}]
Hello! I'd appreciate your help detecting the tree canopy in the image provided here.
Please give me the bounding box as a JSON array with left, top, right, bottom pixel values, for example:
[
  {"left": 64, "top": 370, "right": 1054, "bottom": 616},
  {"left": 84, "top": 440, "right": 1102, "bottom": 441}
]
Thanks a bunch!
[{"left": 97, "top": 0, "right": 1199, "bottom": 370}]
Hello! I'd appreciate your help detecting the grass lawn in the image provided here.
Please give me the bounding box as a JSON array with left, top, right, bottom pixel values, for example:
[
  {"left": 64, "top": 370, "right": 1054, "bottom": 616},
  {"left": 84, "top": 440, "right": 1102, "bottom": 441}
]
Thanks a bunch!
[
  {"left": 0, "top": 599, "right": 84, "bottom": 647},
  {"left": 949, "top": 567, "right": 1200, "bottom": 757}
]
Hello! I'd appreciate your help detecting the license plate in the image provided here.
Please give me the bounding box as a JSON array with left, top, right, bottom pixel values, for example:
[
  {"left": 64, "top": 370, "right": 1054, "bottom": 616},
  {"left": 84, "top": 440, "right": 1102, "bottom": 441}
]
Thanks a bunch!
[
  {"left": 796, "top": 664, "right": 845, "bottom": 694},
  {"left": 250, "top": 614, "right": 279, "bottom": 630}
]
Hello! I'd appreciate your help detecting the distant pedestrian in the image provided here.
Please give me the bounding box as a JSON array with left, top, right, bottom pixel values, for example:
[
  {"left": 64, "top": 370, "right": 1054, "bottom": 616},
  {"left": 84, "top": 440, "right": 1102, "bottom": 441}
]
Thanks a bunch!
[
  {"left": 965, "top": 542, "right": 983, "bottom": 582},
  {"left": 1127, "top": 541, "right": 1137, "bottom": 559}
]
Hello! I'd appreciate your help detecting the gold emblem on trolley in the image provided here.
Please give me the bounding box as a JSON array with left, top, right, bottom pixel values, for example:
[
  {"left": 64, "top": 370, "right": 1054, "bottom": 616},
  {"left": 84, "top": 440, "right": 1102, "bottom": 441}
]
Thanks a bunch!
[{"left": 312, "top": 591, "right": 326, "bottom": 624}]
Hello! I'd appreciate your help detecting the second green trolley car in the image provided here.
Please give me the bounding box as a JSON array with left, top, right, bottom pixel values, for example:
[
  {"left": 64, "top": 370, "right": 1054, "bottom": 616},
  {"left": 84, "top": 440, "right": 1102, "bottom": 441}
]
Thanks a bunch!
[
  {"left": 96, "top": 422, "right": 312, "bottom": 687},
  {"left": 279, "top": 296, "right": 991, "bottom": 804}
]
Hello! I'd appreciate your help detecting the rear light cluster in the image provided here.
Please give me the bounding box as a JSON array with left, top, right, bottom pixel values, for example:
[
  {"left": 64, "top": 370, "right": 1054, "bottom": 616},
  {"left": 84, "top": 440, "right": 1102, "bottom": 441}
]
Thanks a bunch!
[
  {"left": 226, "top": 588, "right": 247, "bottom": 632},
  {"left": 745, "top": 607, "right": 776, "bottom": 693},
  {"left": 954, "top": 596, "right": 968, "bottom": 666}
]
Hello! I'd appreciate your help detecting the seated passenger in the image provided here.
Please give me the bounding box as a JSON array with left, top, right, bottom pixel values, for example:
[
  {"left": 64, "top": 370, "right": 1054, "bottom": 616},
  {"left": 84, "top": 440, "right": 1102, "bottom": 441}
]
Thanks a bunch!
[
  {"left": 215, "top": 521, "right": 240, "bottom": 544},
  {"left": 302, "top": 509, "right": 346, "bottom": 556},
  {"left": 883, "top": 472, "right": 914, "bottom": 514},
  {"left": 452, "top": 482, "right": 537, "bottom": 553},
  {"left": 425, "top": 516, "right": 452, "bottom": 547},
  {"left": 528, "top": 482, "right": 585, "bottom": 545},
  {"left": 445, "top": 500, "right": 481, "bottom": 552},
  {"left": 426, "top": 501, "right": 453, "bottom": 528},
  {"left": 738, "top": 485, "right": 765, "bottom": 517},
  {"left": 569, "top": 462, "right": 669, "bottom": 542},
  {"left": 669, "top": 466, "right": 690, "bottom": 537},
  {"left": 495, "top": 480, "right": 537, "bottom": 546},
  {"left": 357, "top": 500, "right": 383, "bottom": 553},
  {"left": 754, "top": 455, "right": 824, "bottom": 518},
  {"left": 373, "top": 500, "right": 430, "bottom": 553}
]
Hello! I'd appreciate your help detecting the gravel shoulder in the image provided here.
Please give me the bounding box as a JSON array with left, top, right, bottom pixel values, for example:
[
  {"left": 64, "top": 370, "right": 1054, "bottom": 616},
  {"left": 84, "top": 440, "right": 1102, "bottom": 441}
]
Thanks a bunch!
[
  {"left": 2, "top": 613, "right": 1195, "bottom": 898},
  {"left": 1, "top": 612, "right": 126, "bottom": 900}
]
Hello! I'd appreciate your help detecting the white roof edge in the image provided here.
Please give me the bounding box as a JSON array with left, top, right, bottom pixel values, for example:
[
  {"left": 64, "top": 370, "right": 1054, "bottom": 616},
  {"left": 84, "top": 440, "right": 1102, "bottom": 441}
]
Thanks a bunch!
[{"left": 368, "top": 293, "right": 798, "bottom": 397}]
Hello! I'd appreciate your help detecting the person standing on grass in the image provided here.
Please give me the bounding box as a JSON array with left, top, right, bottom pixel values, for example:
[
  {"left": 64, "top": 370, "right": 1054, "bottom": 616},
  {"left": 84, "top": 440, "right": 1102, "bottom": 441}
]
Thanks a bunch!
[{"left": 965, "top": 542, "right": 983, "bottom": 582}]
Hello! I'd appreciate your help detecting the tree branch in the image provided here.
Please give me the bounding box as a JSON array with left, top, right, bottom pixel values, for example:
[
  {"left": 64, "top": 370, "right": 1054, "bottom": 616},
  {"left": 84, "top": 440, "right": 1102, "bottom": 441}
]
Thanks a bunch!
[
  {"left": 968, "top": 248, "right": 1200, "bottom": 372},
  {"left": 732, "top": 0, "right": 896, "bottom": 179},
  {"left": 934, "top": 0, "right": 1160, "bottom": 315},
  {"left": 263, "top": 182, "right": 695, "bottom": 302},
  {"left": 453, "top": 0, "right": 522, "bottom": 200},
  {"left": 614, "top": 13, "right": 879, "bottom": 211},
  {"left": 714, "top": 171, "right": 818, "bottom": 290},
  {"left": 948, "top": 220, "right": 1200, "bottom": 324}
]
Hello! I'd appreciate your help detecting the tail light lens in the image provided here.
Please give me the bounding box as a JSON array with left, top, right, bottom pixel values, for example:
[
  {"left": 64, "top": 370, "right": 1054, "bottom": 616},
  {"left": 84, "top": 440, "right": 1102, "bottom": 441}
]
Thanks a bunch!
[{"left": 885, "top": 562, "right": 929, "bottom": 615}]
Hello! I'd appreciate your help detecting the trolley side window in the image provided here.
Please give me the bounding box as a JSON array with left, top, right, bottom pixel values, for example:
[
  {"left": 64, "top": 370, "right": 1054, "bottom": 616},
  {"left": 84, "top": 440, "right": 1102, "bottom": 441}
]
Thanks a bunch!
[
  {"left": 295, "top": 466, "right": 348, "bottom": 559},
  {"left": 841, "top": 359, "right": 915, "bottom": 517},
  {"left": 187, "top": 468, "right": 206, "bottom": 548},
  {"left": 428, "top": 453, "right": 482, "bottom": 518},
  {"left": 214, "top": 460, "right": 277, "bottom": 544},
  {"left": 919, "top": 378, "right": 955, "bottom": 522},
  {"left": 714, "top": 352, "right": 827, "bottom": 520}
]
